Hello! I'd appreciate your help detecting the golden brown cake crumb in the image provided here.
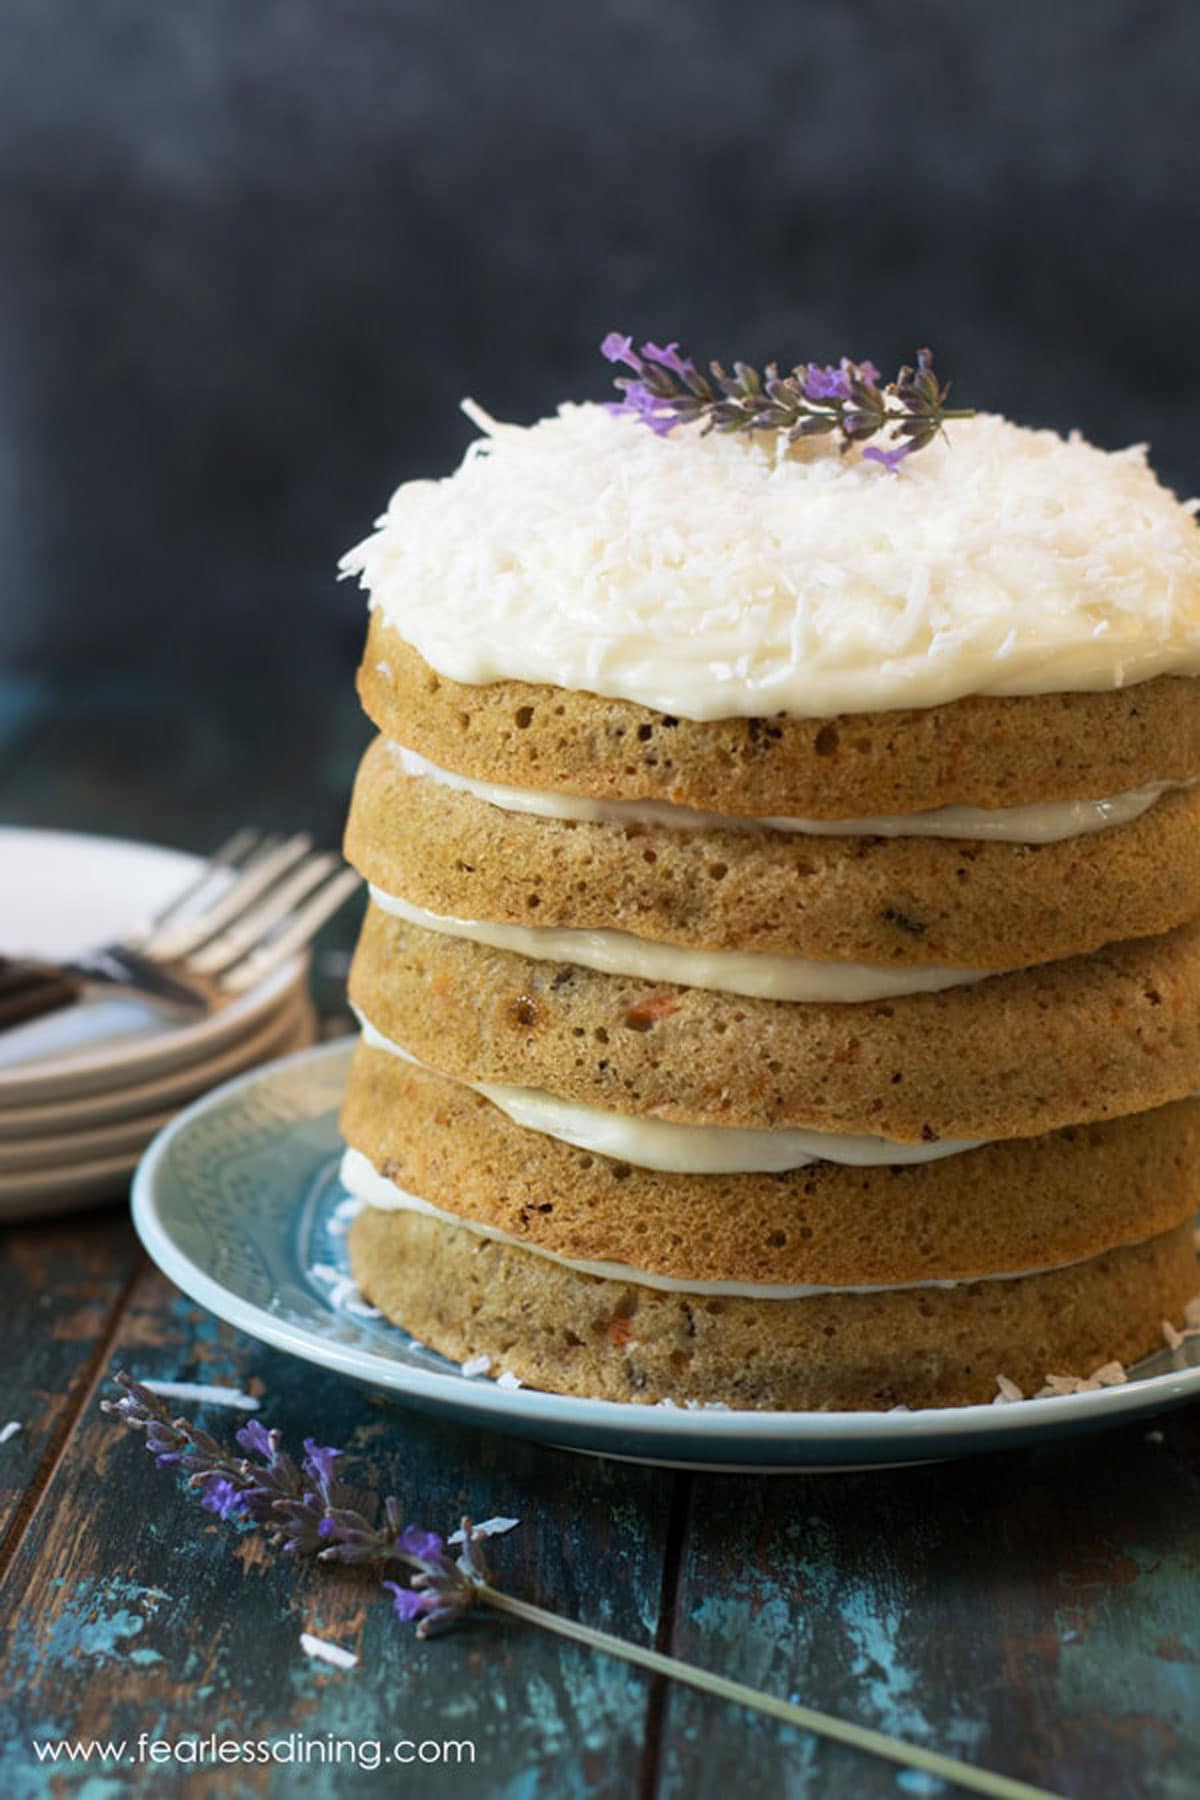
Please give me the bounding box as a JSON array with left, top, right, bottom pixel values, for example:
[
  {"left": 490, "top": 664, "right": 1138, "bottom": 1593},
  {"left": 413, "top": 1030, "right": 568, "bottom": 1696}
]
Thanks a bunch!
[
  {"left": 348, "top": 907, "right": 1200, "bottom": 1141},
  {"left": 341, "top": 1044, "right": 1200, "bottom": 1287},
  {"left": 346, "top": 735, "right": 1200, "bottom": 970},
  {"left": 348, "top": 1208, "right": 1198, "bottom": 1411},
  {"left": 360, "top": 618, "right": 1200, "bottom": 816}
]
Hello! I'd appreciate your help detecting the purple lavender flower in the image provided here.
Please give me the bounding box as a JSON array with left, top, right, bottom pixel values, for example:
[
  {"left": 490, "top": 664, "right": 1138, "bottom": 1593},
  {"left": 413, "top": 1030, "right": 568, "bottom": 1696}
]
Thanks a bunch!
[
  {"left": 385, "top": 1576, "right": 477, "bottom": 1639},
  {"left": 804, "top": 362, "right": 852, "bottom": 402},
  {"left": 236, "top": 1418, "right": 274, "bottom": 1459},
  {"left": 606, "top": 384, "right": 679, "bottom": 436},
  {"left": 101, "top": 1377, "right": 196, "bottom": 1468},
  {"left": 275, "top": 1503, "right": 327, "bottom": 1557},
  {"left": 600, "top": 332, "right": 642, "bottom": 372},
  {"left": 640, "top": 341, "right": 697, "bottom": 383},
  {"left": 302, "top": 1439, "right": 342, "bottom": 1497},
  {"left": 199, "top": 1476, "right": 245, "bottom": 1521},
  {"left": 144, "top": 1423, "right": 186, "bottom": 1468},
  {"left": 396, "top": 1525, "right": 445, "bottom": 1564},
  {"left": 384, "top": 1581, "right": 439, "bottom": 1623},
  {"left": 804, "top": 358, "right": 884, "bottom": 402},
  {"left": 862, "top": 442, "right": 914, "bottom": 473}
]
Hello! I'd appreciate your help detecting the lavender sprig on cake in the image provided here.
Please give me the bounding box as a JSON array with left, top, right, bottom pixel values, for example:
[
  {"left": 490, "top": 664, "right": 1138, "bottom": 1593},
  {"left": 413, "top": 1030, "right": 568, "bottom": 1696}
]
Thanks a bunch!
[{"left": 601, "top": 333, "right": 972, "bottom": 466}]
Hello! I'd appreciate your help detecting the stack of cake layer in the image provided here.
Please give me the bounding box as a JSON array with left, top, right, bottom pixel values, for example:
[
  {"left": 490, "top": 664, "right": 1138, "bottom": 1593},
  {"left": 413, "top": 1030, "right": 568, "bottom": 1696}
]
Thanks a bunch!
[{"left": 337, "top": 405, "right": 1200, "bottom": 1410}]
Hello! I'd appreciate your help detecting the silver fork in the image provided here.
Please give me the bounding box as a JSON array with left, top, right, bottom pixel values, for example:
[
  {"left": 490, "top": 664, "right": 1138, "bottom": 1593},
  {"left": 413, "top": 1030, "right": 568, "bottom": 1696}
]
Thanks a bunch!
[{"left": 0, "top": 829, "right": 361, "bottom": 1032}]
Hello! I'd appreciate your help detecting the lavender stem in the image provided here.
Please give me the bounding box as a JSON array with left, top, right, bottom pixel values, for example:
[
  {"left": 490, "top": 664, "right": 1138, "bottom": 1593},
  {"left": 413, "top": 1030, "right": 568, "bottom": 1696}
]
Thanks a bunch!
[{"left": 474, "top": 1584, "right": 1056, "bottom": 1800}]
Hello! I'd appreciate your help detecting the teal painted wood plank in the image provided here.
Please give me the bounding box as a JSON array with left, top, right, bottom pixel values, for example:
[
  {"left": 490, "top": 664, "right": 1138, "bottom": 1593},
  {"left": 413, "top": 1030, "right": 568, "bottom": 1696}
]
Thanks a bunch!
[
  {"left": 656, "top": 1408, "right": 1200, "bottom": 1799},
  {"left": 0, "top": 1211, "right": 141, "bottom": 1543},
  {"left": 0, "top": 1263, "right": 672, "bottom": 1798}
]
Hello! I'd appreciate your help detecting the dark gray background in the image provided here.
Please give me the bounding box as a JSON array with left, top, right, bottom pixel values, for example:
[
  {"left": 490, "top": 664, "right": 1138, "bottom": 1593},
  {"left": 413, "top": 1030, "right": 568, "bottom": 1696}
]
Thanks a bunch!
[{"left": 2, "top": 0, "right": 1199, "bottom": 686}]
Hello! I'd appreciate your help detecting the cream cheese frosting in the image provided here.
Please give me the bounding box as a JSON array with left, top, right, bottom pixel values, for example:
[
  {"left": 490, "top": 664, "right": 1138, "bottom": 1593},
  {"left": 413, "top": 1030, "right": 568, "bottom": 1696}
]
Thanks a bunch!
[
  {"left": 367, "top": 884, "right": 998, "bottom": 1002},
  {"left": 341, "top": 403, "right": 1200, "bottom": 721},
  {"left": 340, "top": 1148, "right": 1082, "bottom": 1299},
  {"left": 355, "top": 1008, "right": 985, "bottom": 1170},
  {"left": 391, "top": 743, "right": 1199, "bottom": 845}
]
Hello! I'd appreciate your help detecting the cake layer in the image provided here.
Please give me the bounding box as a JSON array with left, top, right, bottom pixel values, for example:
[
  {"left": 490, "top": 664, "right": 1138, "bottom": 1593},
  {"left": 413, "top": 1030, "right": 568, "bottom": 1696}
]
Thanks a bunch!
[
  {"left": 348, "top": 908, "right": 1200, "bottom": 1141},
  {"left": 346, "top": 733, "right": 1200, "bottom": 971},
  {"left": 347, "top": 1207, "right": 1199, "bottom": 1409},
  {"left": 353, "top": 1010, "right": 984, "bottom": 1167},
  {"left": 340, "top": 1043, "right": 1200, "bottom": 1287},
  {"left": 359, "top": 619, "right": 1200, "bottom": 817}
]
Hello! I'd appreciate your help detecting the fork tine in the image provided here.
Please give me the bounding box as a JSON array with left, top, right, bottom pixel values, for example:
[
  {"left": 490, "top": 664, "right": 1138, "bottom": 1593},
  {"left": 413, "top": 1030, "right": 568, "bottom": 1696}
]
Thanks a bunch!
[
  {"left": 219, "top": 867, "right": 363, "bottom": 993},
  {"left": 141, "top": 827, "right": 266, "bottom": 938},
  {"left": 145, "top": 833, "right": 314, "bottom": 959},
  {"left": 186, "top": 851, "right": 340, "bottom": 976}
]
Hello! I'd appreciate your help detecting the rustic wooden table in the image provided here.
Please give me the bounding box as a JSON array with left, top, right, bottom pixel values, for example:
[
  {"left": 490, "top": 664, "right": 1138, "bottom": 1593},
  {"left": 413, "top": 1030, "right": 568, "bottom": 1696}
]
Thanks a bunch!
[{"left": 2, "top": 673, "right": 1199, "bottom": 1798}]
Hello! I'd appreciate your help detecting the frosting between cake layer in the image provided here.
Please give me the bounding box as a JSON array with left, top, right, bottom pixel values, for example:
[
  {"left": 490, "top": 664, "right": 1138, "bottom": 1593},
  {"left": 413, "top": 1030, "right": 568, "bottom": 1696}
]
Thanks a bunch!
[
  {"left": 354, "top": 1009, "right": 986, "bottom": 1169},
  {"left": 368, "top": 885, "right": 998, "bottom": 1003},
  {"left": 392, "top": 743, "right": 1199, "bottom": 844},
  {"left": 341, "top": 404, "right": 1200, "bottom": 721},
  {"left": 340, "top": 1147, "right": 1086, "bottom": 1298}
]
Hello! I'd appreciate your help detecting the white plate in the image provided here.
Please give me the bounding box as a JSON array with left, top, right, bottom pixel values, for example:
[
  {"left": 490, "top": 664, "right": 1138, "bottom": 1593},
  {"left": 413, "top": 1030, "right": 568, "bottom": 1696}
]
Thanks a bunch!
[
  {"left": 0, "top": 1106, "right": 180, "bottom": 1174},
  {"left": 0, "top": 1003, "right": 318, "bottom": 1220},
  {"left": 0, "top": 992, "right": 318, "bottom": 1174},
  {"left": 0, "top": 989, "right": 308, "bottom": 1140},
  {"left": 132, "top": 1042, "right": 1200, "bottom": 1471},
  {"left": 0, "top": 1145, "right": 154, "bottom": 1215},
  {"left": 0, "top": 828, "right": 306, "bottom": 1105}
]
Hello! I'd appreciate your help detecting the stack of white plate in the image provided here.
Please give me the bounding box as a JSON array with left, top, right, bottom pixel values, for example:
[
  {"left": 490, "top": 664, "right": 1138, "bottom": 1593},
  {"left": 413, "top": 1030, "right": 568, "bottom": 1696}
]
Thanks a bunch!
[{"left": 0, "top": 828, "right": 316, "bottom": 1220}]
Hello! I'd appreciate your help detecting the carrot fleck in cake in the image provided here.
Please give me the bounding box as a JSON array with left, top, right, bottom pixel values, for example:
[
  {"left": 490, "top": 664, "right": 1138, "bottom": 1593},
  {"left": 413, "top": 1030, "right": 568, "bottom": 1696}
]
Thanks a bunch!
[{"left": 335, "top": 340, "right": 1200, "bottom": 1410}]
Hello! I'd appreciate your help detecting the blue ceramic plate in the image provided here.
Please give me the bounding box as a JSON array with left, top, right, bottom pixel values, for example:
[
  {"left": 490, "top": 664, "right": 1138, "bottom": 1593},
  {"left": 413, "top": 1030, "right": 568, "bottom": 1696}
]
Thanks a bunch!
[{"left": 131, "top": 1042, "right": 1200, "bottom": 1471}]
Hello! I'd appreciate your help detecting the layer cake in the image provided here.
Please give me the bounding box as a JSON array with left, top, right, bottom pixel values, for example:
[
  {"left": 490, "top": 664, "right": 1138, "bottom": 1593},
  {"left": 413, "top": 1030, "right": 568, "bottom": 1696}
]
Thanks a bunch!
[{"left": 336, "top": 393, "right": 1200, "bottom": 1409}]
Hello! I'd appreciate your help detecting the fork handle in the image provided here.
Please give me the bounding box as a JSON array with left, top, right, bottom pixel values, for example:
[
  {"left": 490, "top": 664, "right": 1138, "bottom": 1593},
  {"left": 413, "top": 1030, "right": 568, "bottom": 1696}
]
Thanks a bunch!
[
  {"left": 61, "top": 945, "right": 211, "bottom": 1014},
  {"left": 0, "top": 958, "right": 86, "bottom": 1033},
  {"left": 0, "top": 946, "right": 208, "bottom": 1037}
]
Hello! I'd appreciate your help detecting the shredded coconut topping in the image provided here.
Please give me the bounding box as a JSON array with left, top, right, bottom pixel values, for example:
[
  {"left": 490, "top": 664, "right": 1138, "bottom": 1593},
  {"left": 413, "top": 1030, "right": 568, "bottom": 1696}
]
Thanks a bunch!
[
  {"left": 139, "top": 1381, "right": 261, "bottom": 1412},
  {"left": 1035, "top": 1360, "right": 1129, "bottom": 1398},
  {"left": 300, "top": 1632, "right": 358, "bottom": 1671},
  {"left": 342, "top": 403, "right": 1200, "bottom": 720}
]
